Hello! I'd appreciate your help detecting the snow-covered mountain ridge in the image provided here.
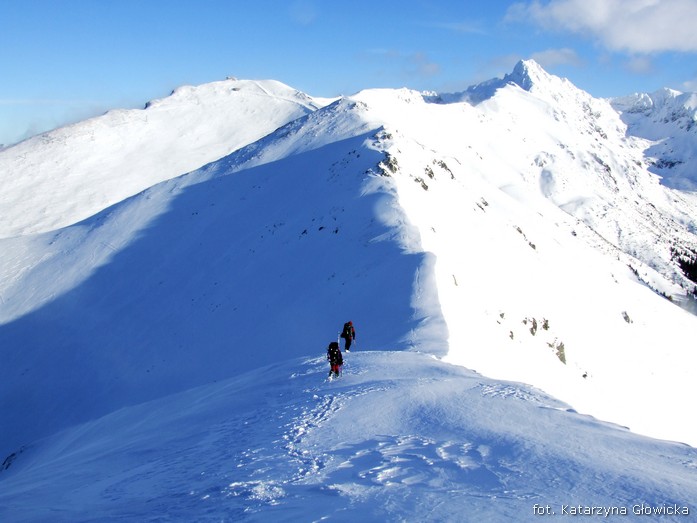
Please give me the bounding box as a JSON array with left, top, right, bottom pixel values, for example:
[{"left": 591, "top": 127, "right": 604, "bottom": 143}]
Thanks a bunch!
[
  {"left": 0, "top": 78, "right": 329, "bottom": 238},
  {"left": 2, "top": 60, "right": 697, "bottom": 518},
  {"left": 612, "top": 87, "right": 697, "bottom": 191},
  {"left": 340, "top": 76, "right": 697, "bottom": 446}
]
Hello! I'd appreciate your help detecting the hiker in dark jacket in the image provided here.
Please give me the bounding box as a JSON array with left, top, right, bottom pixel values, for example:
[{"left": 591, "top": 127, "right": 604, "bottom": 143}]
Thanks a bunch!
[
  {"left": 340, "top": 321, "right": 356, "bottom": 352},
  {"left": 327, "top": 341, "right": 343, "bottom": 378}
]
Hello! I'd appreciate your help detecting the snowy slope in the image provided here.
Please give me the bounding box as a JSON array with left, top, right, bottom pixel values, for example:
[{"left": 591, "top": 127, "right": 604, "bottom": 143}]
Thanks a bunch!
[
  {"left": 342, "top": 62, "right": 697, "bottom": 446},
  {"left": 1, "top": 353, "right": 695, "bottom": 522},
  {"left": 469, "top": 61, "right": 697, "bottom": 299},
  {"left": 0, "top": 103, "right": 445, "bottom": 456},
  {"left": 2, "top": 61, "right": 697, "bottom": 520},
  {"left": 0, "top": 79, "right": 328, "bottom": 238}
]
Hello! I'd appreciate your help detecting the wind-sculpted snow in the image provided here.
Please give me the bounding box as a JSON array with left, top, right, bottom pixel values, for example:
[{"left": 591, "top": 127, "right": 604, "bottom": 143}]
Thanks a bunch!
[{"left": 1, "top": 352, "right": 694, "bottom": 521}]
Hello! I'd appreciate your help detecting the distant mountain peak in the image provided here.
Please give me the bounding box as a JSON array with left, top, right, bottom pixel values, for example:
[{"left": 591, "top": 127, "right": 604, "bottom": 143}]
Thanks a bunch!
[
  {"left": 505, "top": 59, "right": 550, "bottom": 92},
  {"left": 452, "top": 59, "right": 575, "bottom": 105},
  {"left": 610, "top": 85, "right": 697, "bottom": 190},
  {"left": 612, "top": 86, "right": 697, "bottom": 116}
]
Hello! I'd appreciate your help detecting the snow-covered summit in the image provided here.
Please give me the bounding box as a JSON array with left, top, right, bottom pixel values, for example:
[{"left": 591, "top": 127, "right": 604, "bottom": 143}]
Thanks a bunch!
[
  {"left": 0, "top": 78, "right": 329, "bottom": 238},
  {"left": 448, "top": 59, "right": 576, "bottom": 105},
  {"left": 144, "top": 78, "right": 324, "bottom": 111},
  {"left": 505, "top": 58, "right": 557, "bottom": 92}
]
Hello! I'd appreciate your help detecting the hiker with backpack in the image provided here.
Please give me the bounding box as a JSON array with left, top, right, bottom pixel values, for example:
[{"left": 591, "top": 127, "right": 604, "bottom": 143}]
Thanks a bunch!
[
  {"left": 340, "top": 321, "right": 356, "bottom": 352},
  {"left": 327, "top": 341, "right": 343, "bottom": 378}
]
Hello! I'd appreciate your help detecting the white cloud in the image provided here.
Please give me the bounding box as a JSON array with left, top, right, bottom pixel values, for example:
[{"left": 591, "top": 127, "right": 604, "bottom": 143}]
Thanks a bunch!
[
  {"left": 409, "top": 52, "right": 441, "bottom": 77},
  {"left": 530, "top": 48, "right": 583, "bottom": 68},
  {"left": 508, "top": 0, "right": 697, "bottom": 53},
  {"left": 624, "top": 55, "right": 654, "bottom": 74},
  {"left": 430, "top": 21, "right": 486, "bottom": 35},
  {"left": 364, "top": 49, "right": 441, "bottom": 80},
  {"left": 682, "top": 78, "right": 697, "bottom": 91}
]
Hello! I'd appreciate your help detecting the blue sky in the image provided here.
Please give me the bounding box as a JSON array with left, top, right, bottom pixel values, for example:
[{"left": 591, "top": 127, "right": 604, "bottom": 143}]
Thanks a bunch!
[{"left": 2, "top": 0, "right": 697, "bottom": 146}]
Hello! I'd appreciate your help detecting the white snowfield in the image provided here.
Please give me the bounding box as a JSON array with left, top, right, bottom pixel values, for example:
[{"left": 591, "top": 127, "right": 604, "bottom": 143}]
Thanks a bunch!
[
  {"left": 1, "top": 353, "right": 694, "bottom": 522},
  {"left": 1, "top": 60, "right": 696, "bottom": 520}
]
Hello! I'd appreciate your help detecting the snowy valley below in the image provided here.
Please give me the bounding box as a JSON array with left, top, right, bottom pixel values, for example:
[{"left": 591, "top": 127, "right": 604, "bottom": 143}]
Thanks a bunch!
[{"left": 1, "top": 61, "right": 696, "bottom": 521}]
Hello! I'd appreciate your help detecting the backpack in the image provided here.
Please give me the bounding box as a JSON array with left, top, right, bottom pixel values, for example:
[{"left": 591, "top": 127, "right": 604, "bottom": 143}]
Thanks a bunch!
[
  {"left": 327, "top": 342, "right": 342, "bottom": 365},
  {"left": 341, "top": 322, "right": 352, "bottom": 339}
]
